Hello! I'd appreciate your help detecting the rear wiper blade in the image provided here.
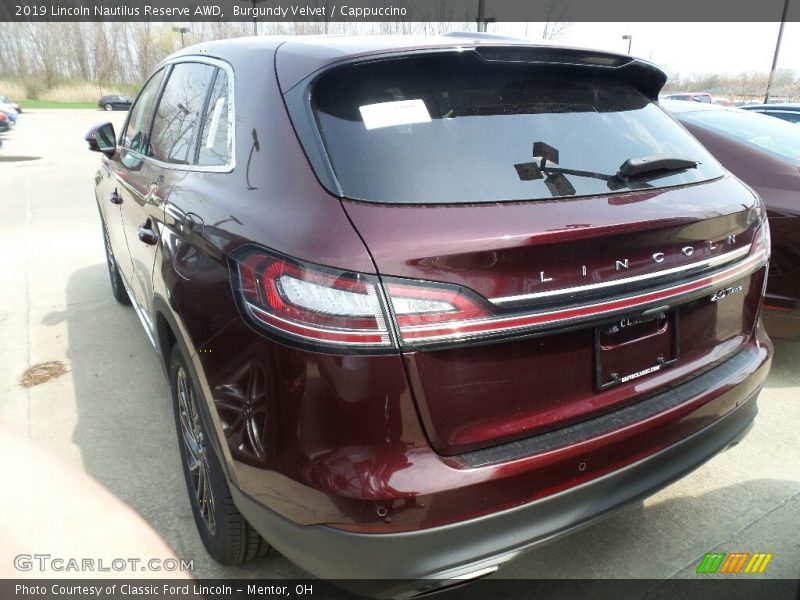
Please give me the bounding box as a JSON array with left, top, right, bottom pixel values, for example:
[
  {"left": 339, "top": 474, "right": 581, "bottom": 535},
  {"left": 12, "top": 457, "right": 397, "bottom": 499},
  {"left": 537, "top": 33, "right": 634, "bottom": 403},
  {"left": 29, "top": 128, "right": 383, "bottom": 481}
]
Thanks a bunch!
[
  {"left": 616, "top": 154, "right": 698, "bottom": 180},
  {"left": 514, "top": 143, "right": 701, "bottom": 198}
]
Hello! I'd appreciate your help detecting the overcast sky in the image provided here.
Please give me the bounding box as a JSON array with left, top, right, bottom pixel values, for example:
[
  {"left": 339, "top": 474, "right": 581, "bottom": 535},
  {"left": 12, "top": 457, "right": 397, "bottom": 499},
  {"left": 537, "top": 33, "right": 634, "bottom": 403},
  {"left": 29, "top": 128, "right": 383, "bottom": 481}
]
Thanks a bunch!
[{"left": 494, "top": 22, "right": 800, "bottom": 75}]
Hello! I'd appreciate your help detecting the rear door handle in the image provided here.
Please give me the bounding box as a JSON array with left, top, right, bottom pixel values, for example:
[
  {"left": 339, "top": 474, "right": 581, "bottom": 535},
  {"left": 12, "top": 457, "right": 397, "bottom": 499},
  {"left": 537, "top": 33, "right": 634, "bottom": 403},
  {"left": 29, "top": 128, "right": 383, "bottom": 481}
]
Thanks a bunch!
[
  {"left": 108, "top": 190, "right": 122, "bottom": 204},
  {"left": 138, "top": 219, "right": 159, "bottom": 245}
]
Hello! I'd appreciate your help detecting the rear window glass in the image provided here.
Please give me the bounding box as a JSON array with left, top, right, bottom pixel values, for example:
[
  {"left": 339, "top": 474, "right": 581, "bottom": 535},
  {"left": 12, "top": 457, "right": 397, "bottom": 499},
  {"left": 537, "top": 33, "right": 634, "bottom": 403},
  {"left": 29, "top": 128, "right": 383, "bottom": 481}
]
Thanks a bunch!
[
  {"left": 679, "top": 108, "right": 800, "bottom": 163},
  {"left": 311, "top": 52, "right": 724, "bottom": 204}
]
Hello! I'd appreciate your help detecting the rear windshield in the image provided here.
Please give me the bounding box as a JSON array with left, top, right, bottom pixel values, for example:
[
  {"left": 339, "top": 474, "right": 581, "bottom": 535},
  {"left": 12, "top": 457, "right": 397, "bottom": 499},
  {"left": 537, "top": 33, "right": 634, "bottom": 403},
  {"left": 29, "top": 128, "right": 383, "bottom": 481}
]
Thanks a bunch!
[
  {"left": 311, "top": 52, "right": 724, "bottom": 204},
  {"left": 678, "top": 108, "right": 800, "bottom": 165}
]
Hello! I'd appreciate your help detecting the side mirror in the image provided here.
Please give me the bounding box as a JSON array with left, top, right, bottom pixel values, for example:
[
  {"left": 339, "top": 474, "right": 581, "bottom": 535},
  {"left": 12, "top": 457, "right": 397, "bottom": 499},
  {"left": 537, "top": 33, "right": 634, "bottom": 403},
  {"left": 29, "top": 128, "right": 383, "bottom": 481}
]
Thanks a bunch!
[{"left": 85, "top": 122, "right": 116, "bottom": 158}]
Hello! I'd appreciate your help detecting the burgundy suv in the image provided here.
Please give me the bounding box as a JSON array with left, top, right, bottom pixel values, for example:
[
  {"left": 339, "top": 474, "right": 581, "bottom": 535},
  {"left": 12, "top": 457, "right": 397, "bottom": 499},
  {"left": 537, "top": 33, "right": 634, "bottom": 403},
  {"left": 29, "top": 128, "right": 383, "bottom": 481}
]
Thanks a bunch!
[{"left": 85, "top": 36, "right": 772, "bottom": 596}]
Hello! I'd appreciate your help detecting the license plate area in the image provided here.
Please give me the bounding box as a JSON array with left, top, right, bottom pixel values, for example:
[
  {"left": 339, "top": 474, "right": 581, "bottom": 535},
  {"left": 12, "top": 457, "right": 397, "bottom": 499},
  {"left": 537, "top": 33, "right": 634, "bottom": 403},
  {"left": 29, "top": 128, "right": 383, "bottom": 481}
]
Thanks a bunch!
[{"left": 594, "top": 310, "right": 679, "bottom": 391}]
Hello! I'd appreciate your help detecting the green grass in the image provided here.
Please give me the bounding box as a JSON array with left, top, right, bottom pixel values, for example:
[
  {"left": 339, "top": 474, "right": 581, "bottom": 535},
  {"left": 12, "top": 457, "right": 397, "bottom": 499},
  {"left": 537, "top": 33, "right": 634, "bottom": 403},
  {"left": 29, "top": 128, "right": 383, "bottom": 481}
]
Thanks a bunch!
[{"left": 20, "top": 99, "right": 97, "bottom": 109}]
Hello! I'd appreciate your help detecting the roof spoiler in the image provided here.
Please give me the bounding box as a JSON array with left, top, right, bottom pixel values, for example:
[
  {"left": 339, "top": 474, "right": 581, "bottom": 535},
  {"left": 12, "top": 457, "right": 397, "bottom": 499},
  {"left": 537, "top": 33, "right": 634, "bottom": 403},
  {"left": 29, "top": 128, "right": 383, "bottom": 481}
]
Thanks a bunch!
[{"left": 473, "top": 46, "right": 668, "bottom": 101}]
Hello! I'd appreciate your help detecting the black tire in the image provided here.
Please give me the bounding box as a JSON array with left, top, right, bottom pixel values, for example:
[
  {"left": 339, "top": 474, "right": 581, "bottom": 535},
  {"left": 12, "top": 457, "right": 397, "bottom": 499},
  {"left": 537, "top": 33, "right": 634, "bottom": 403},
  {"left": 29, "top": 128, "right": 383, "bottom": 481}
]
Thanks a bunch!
[
  {"left": 99, "top": 213, "right": 131, "bottom": 305},
  {"left": 104, "top": 103, "right": 113, "bottom": 111},
  {"left": 169, "top": 345, "right": 270, "bottom": 565}
]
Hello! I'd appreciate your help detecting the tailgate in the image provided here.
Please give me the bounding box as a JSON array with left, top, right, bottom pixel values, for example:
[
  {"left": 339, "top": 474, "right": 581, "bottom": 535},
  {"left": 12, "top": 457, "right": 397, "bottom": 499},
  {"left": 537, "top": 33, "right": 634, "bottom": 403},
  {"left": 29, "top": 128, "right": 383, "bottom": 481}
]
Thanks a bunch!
[
  {"left": 293, "top": 46, "right": 769, "bottom": 455},
  {"left": 343, "top": 176, "right": 767, "bottom": 455}
]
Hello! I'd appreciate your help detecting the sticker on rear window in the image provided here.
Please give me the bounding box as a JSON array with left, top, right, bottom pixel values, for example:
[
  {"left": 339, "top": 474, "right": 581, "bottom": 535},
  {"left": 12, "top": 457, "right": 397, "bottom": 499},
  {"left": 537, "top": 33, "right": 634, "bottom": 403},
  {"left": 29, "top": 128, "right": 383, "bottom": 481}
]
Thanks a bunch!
[{"left": 359, "top": 99, "right": 431, "bottom": 130}]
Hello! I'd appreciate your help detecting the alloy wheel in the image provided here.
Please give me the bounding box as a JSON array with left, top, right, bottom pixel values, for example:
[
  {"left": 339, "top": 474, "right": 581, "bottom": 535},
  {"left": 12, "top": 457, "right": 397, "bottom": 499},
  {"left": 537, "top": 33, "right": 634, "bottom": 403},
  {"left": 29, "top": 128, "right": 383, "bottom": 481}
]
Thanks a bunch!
[{"left": 176, "top": 366, "right": 216, "bottom": 534}]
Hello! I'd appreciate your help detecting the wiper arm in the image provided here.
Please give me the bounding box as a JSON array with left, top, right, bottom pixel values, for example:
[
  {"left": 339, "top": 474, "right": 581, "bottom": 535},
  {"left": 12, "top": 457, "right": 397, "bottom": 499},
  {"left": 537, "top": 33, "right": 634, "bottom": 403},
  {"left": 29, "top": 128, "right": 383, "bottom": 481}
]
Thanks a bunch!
[
  {"left": 514, "top": 143, "right": 700, "bottom": 198},
  {"left": 616, "top": 154, "right": 698, "bottom": 180},
  {"left": 514, "top": 162, "right": 656, "bottom": 196}
]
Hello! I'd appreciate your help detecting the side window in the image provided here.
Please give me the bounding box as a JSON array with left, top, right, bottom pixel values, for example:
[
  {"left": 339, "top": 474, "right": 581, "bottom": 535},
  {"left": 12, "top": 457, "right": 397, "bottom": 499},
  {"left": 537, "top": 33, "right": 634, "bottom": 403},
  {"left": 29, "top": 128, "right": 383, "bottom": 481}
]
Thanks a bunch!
[
  {"left": 121, "top": 69, "right": 166, "bottom": 155},
  {"left": 149, "top": 62, "right": 215, "bottom": 165},
  {"left": 197, "top": 69, "right": 231, "bottom": 166}
]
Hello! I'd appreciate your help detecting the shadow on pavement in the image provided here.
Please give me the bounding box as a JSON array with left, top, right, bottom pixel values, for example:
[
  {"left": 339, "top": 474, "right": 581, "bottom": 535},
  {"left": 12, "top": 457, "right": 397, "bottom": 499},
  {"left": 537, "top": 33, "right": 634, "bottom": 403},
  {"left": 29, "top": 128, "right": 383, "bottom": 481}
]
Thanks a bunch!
[
  {"left": 763, "top": 338, "right": 800, "bottom": 389},
  {"left": 56, "top": 262, "right": 301, "bottom": 579}
]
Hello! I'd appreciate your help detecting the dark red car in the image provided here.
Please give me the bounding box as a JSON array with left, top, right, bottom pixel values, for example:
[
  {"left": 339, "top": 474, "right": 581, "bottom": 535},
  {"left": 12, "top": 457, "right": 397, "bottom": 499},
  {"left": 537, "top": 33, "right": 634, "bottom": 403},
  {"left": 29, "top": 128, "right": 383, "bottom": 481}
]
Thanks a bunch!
[
  {"left": 85, "top": 36, "right": 772, "bottom": 596},
  {"left": 665, "top": 100, "right": 800, "bottom": 338}
]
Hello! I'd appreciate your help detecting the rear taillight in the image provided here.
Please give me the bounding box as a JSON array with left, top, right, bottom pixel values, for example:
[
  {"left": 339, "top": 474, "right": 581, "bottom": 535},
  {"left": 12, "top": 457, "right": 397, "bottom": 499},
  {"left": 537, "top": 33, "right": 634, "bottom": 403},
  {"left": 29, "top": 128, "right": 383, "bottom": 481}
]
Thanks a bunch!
[
  {"left": 232, "top": 226, "right": 769, "bottom": 353},
  {"left": 382, "top": 279, "right": 495, "bottom": 345},
  {"left": 232, "top": 248, "right": 393, "bottom": 351},
  {"left": 232, "top": 246, "right": 496, "bottom": 352},
  {"left": 384, "top": 281, "right": 491, "bottom": 327}
]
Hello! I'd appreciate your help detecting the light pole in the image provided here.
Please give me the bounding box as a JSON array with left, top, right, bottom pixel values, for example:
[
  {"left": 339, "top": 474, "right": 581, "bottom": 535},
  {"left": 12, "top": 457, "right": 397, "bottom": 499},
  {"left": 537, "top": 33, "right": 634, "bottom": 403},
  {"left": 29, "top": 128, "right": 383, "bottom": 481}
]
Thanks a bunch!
[
  {"left": 172, "top": 26, "right": 189, "bottom": 48},
  {"left": 622, "top": 34, "right": 632, "bottom": 55},
  {"left": 765, "top": 0, "right": 791, "bottom": 104},
  {"left": 476, "top": 0, "right": 495, "bottom": 32},
  {"left": 238, "top": 0, "right": 265, "bottom": 36},
  {"left": 477, "top": 0, "right": 486, "bottom": 32}
]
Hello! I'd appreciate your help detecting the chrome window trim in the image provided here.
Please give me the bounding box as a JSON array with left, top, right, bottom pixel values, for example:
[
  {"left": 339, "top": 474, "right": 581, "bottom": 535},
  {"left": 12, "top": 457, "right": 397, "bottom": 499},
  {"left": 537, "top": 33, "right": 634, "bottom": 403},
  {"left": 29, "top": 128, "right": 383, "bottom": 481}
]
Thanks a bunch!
[
  {"left": 490, "top": 245, "right": 750, "bottom": 306},
  {"left": 121, "top": 55, "right": 236, "bottom": 174}
]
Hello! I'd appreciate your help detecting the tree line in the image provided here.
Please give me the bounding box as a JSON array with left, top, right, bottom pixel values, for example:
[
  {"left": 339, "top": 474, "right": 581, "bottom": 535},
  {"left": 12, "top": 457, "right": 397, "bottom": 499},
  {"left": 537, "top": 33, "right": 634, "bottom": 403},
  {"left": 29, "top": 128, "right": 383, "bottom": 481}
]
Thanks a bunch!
[
  {"left": 664, "top": 69, "right": 800, "bottom": 102},
  {"left": 0, "top": 21, "right": 471, "bottom": 91},
  {"left": 0, "top": 21, "right": 796, "bottom": 102}
]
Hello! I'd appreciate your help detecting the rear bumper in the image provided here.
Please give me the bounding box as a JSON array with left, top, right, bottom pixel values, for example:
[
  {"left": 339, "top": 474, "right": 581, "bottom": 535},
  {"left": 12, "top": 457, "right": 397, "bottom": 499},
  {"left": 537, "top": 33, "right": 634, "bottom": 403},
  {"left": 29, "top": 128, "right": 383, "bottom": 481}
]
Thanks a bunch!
[{"left": 232, "top": 340, "right": 770, "bottom": 598}]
